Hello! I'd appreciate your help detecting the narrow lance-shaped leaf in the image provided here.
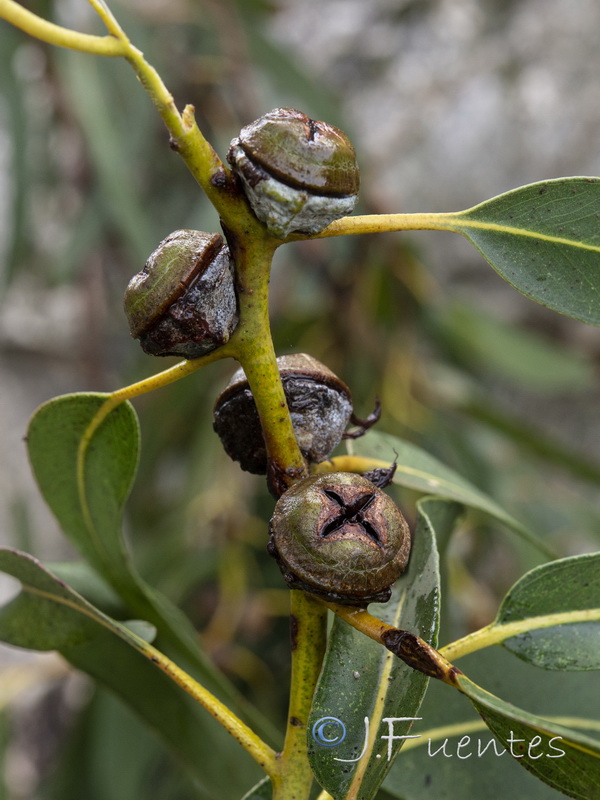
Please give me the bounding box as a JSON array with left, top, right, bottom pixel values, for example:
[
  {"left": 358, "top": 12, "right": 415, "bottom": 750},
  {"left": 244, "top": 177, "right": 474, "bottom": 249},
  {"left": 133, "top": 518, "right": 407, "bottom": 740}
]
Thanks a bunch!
[
  {"left": 0, "top": 548, "right": 263, "bottom": 797},
  {"left": 456, "top": 673, "right": 600, "bottom": 800},
  {"left": 26, "top": 393, "right": 271, "bottom": 734},
  {"left": 27, "top": 394, "right": 139, "bottom": 581},
  {"left": 349, "top": 431, "right": 550, "bottom": 554},
  {"left": 307, "top": 498, "right": 460, "bottom": 800},
  {"left": 493, "top": 553, "right": 600, "bottom": 670},
  {"left": 445, "top": 177, "right": 600, "bottom": 325},
  {"left": 435, "top": 302, "right": 594, "bottom": 391},
  {"left": 382, "top": 647, "right": 600, "bottom": 800}
]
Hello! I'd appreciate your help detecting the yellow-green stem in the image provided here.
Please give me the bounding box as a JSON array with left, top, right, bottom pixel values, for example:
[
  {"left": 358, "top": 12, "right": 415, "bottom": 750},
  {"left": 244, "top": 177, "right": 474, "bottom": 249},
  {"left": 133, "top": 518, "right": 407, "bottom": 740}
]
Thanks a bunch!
[
  {"left": 227, "top": 232, "right": 308, "bottom": 492},
  {"left": 272, "top": 591, "right": 327, "bottom": 800},
  {"left": 78, "top": 350, "right": 229, "bottom": 457},
  {"left": 86, "top": 0, "right": 124, "bottom": 39},
  {"left": 313, "top": 455, "right": 385, "bottom": 475},
  {"left": 400, "top": 717, "right": 600, "bottom": 753},
  {"left": 0, "top": 0, "right": 255, "bottom": 226},
  {"left": 0, "top": 0, "right": 126, "bottom": 55},
  {"left": 324, "top": 603, "right": 460, "bottom": 687},
  {"left": 306, "top": 212, "right": 462, "bottom": 239},
  {"left": 137, "top": 638, "right": 278, "bottom": 775}
]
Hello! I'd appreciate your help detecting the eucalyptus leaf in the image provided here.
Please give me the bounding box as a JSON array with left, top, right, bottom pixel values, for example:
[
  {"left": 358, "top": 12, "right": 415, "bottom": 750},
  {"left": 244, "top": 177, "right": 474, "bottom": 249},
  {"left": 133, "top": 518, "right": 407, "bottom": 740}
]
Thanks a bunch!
[
  {"left": 60, "top": 52, "right": 154, "bottom": 262},
  {"left": 0, "top": 548, "right": 262, "bottom": 798},
  {"left": 0, "top": 22, "right": 29, "bottom": 289},
  {"left": 456, "top": 673, "right": 600, "bottom": 800},
  {"left": 447, "top": 178, "right": 600, "bottom": 325},
  {"left": 0, "top": 547, "right": 136, "bottom": 652},
  {"left": 458, "top": 394, "right": 600, "bottom": 488},
  {"left": 27, "top": 394, "right": 140, "bottom": 586},
  {"left": 383, "top": 648, "right": 600, "bottom": 800},
  {"left": 494, "top": 553, "right": 600, "bottom": 670},
  {"left": 349, "top": 431, "right": 547, "bottom": 553},
  {"left": 48, "top": 560, "right": 126, "bottom": 619},
  {"left": 26, "top": 393, "right": 271, "bottom": 733},
  {"left": 436, "top": 303, "right": 593, "bottom": 391},
  {"left": 307, "top": 498, "right": 460, "bottom": 800}
]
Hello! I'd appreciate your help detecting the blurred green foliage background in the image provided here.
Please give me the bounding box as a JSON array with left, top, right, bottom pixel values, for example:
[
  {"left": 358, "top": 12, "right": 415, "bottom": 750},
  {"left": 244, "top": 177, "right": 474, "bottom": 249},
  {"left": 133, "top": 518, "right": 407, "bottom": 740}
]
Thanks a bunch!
[{"left": 0, "top": 1, "right": 599, "bottom": 798}]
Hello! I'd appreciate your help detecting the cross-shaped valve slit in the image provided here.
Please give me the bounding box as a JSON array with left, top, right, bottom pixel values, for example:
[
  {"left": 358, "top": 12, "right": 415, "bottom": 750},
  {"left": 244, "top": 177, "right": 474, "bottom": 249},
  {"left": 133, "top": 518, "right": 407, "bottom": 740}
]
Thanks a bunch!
[{"left": 321, "top": 489, "right": 380, "bottom": 543}]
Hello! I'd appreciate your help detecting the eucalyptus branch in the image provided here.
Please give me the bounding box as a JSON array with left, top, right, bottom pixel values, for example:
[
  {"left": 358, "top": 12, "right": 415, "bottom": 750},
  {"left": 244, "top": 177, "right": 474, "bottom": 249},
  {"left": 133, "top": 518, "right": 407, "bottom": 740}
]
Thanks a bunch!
[
  {"left": 224, "top": 230, "right": 309, "bottom": 493},
  {"left": 297, "top": 212, "right": 460, "bottom": 240},
  {"left": 324, "top": 602, "right": 461, "bottom": 687},
  {"left": 273, "top": 592, "right": 327, "bottom": 800},
  {"left": 79, "top": 350, "right": 231, "bottom": 453},
  {"left": 0, "top": 0, "right": 126, "bottom": 56}
]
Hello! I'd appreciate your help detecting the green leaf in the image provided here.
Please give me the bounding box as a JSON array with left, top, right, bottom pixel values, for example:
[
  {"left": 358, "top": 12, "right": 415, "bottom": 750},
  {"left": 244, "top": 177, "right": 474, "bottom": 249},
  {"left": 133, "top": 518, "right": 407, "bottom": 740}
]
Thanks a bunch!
[
  {"left": 447, "top": 178, "right": 600, "bottom": 325},
  {"left": 457, "top": 391, "right": 600, "bottom": 488},
  {"left": 27, "top": 394, "right": 215, "bottom": 673},
  {"left": 493, "top": 553, "right": 600, "bottom": 670},
  {"left": 307, "top": 498, "right": 459, "bottom": 800},
  {"left": 350, "top": 431, "right": 550, "bottom": 555},
  {"left": 26, "top": 394, "right": 272, "bottom": 735},
  {"left": 0, "top": 548, "right": 262, "bottom": 798},
  {"left": 27, "top": 394, "right": 140, "bottom": 585},
  {"left": 436, "top": 303, "right": 594, "bottom": 391},
  {"left": 457, "top": 673, "right": 600, "bottom": 800},
  {"left": 383, "top": 648, "right": 600, "bottom": 800}
]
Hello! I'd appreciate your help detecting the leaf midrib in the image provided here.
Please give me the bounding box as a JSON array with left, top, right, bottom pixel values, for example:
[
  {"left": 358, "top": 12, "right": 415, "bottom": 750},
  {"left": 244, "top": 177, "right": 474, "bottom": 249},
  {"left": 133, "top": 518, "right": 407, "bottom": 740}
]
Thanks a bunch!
[
  {"left": 441, "top": 607, "right": 600, "bottom": 661},
  {"left": 447, "top": 216, "right": 600, "bottom": 252}
]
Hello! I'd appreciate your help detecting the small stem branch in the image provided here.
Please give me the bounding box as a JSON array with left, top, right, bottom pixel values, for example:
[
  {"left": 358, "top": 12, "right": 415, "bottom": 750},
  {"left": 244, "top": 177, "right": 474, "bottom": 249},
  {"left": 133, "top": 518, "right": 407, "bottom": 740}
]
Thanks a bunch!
[
  {"left": 107, "top": 350, "right": 228, "bottom": 404},
  {"left": 313, "top": 455, "right": 386, "bottom": 475},
  {"left": 0, "top": 0, "right": 253, "bottom": 226},
  {"left": 289, "top": 212, "right": 462, "bottom": 240},
  {"left": 78, "top": 349, "right": 229, "bottom": 460},
  {"left": 272, "top": 591, "right": 327, "bottom": 800},
  {"left": 86, "top": 0, "right": 125, "bottom": 39},
  {"left": 119, "top": 49, "right": 225, "bottom": 194},
  {"left": 439, "top": 624, "right": 496, "bottom": 663},
  {"left": 0, "top": 0, "right": 126, "bottom": 56},
  {"left": 323, "top": 602, "right": 461, "bottom": 687},
  {"left": 127, "top": 631, "right": 278, "bottom": 775},
  {"left": 440, "top": 607, "right": 600, "bottom": 662}
]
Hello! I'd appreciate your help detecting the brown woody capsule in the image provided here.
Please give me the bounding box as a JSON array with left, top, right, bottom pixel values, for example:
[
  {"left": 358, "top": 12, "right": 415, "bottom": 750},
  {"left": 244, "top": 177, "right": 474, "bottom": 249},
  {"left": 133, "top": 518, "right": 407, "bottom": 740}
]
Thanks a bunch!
[
  {"left": 124, "top": 229, "right": 238, "bottom": 358},
  {"left": 227, "top": 107, "right": 359, "bottom": 237},
  {"left": 213, "top": 354, "right": 353, "bottom": 474},
  {"left": 268, "top": 472, "right": 411, "bottom": 606}
]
